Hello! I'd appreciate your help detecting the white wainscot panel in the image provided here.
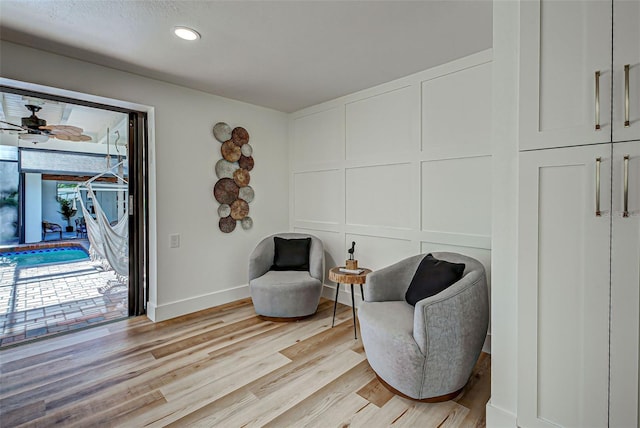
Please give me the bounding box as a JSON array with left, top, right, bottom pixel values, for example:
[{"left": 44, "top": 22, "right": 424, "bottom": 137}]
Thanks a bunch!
[
  {"left": 346, "top": 163, "right": 415, "bottom": 229},
  {"left": 294, "top": 228, "right": 343, "bottom": 274},
  {"left": 422, "top": 62, "right": 492, "bottom": 158},
  {"left": 345, "top": 234, "right": 416, "bottom": 271},
  {"left": 421, "top": 156, "right": 491, "bottom": 236},
  {"left": 294, "top": 170, "right": 342, "bottom": 224},
  {"left": 293, "top": 107, "right": 344, "bottom": 164},
  {"left": 346, "top": 86, "right": 415, "bottom": 160}
]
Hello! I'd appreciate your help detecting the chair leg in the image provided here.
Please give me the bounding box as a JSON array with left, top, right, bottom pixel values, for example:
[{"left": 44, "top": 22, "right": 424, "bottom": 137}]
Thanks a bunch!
[
  {"left": 332, "top": 283, "right": 340, "bottom": 328},
  {"left": 351, "top": 284, "right": 357, "bottom": 339}
]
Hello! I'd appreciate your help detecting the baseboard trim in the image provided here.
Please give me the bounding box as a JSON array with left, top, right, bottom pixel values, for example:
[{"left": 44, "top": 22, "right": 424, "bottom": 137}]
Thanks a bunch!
[
  {"left": 147, "top": 284, "right": 250, "bottom": 322},
  {"left": 146, "top": 302, "right": 156, "bottom": 321},
  {"left": 485, "top": 401, "right": 517, "bottom": 428},
  {"left": 483, "top": 333, "right": 492, "bottom": 354}
]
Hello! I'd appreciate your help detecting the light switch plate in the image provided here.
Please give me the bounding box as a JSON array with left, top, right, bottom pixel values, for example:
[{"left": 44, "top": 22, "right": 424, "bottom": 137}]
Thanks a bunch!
[{"left": 169, "top": 234, "right": 180, "bottom": 248}]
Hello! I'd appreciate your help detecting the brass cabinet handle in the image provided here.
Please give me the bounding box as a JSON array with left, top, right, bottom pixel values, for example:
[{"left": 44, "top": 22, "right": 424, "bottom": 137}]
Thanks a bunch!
[
  {"left": 623, "top": 155, "right": 629, "bottom": 218},
  {"left": 624, "top": 65, "right": 630, "bottom": 128},
  {"left": 595, "top": 71, "right": 601, "bottom": 130},
  {"left": 596, "top": 157, "right": 602, "bottom": 216}
]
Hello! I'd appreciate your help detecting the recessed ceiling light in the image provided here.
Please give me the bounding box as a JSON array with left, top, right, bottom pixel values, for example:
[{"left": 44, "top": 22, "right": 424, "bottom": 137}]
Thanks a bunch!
[{"left": 174, "top": 26, "right": 200, "bottom": 41}]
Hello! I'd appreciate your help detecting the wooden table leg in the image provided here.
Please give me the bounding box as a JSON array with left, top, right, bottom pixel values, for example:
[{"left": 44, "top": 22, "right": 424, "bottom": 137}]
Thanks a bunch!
[
  {"left": 351, "top": 284, "right": 357, "bottom": 339},
  {"left": 360, "top": 284, "right": 364, "bottom": 301},
  {"left": 332, "top": 283, "right": 340, "bottom": 328}
]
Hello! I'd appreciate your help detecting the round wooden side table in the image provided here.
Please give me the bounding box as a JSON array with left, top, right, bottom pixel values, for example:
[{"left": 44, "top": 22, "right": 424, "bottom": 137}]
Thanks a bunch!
[{"left": 328, "top": 267, "right": 372, "bottom": 339}]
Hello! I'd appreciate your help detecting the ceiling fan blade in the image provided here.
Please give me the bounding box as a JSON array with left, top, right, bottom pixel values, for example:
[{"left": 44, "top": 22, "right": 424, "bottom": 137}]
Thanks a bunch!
[
  {"left": 40, "top": 125, "right": 84, "bottom": 135},
  {"left": 51, "top": 133, "right": 92, "bottom": 142},
  {"left": 0, "top": 120, "right": 26, "bottom": 131},
  {"left": 49, "top": 128, "right": 79, "bottom": 136}
]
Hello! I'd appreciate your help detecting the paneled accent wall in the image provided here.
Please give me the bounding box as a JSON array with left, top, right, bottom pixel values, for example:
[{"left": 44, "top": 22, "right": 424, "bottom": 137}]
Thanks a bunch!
[{"left": 289, "top": 51, "right": 493, "bottom": 325}]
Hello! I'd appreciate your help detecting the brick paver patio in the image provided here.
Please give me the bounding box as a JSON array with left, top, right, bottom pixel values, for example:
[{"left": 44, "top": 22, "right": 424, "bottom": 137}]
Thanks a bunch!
[{"left": 0, "top": 243, "right": 128, "bottom": 347}]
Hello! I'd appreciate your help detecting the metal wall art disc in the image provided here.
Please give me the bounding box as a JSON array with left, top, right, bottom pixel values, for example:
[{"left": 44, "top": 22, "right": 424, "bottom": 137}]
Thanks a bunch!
[
  {"left": 213, "top": 122, "right": 232, "bottom": 143},
  {"left": 221, "top": 140, "right": 242, "bottom": 162},
  {"left": 239, "top": 155, "right": 254, "bottom": 171},
  {"left": 241, "top": 216, "right": 253, "bottom": 230},
  {"left": 213, "top": 178, "right": 239, "bottom": 204},
  {"left": 213, "top": 122, "right": 254, "bottom": 233},
  {"left": 241, "top": 144, "right": 253, "bottom": 157},
  {"left": 232, "top": 127, "right": 250, "bottom": 146},
  {"left": 233, "top": 168, "right": 251, "bottom": 187},
  {"left": 230, "top": 199, "right": 249, "bottom": 220},
  {"left": 217, "top": 203, "right": 231, "bottom": 217},
  {"left": 219, "top": 216, "right": 236, "bottom": 233},
  {"left": 215, "top": 159, "right": 239, "bottom": 179},
  {"left": 239, "top": 186, "right": 254, "bottom": 203}
]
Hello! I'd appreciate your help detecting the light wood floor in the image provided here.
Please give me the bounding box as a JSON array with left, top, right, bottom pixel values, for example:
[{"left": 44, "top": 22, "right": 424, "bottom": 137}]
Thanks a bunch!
[{"left": 0, "top": 298, "right": 490, "bottom": 427}]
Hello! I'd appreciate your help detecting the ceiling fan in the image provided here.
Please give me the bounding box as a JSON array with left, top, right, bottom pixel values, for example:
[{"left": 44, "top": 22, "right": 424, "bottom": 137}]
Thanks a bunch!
[{"left": 0, "top": 104, "right": 92, "bottom": 144}]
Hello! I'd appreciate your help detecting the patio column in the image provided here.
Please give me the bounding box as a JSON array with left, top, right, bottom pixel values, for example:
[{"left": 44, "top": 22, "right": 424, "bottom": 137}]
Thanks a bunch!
[{"left": 24, "top": 172, "right": 42, "bottom": 243}]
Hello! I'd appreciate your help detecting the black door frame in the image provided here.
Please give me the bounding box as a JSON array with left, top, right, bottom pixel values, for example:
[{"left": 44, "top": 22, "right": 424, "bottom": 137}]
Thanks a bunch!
[{"left": 128, "top": 111, "right": 148, "bottom": 316}]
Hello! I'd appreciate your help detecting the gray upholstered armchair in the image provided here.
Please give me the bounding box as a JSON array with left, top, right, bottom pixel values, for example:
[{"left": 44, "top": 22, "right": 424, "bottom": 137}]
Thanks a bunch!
[
  {"left": 248, "top": 233, "right": 324, "bottom": 319},
  {"left": 357, "top": 252, "right": 489, "bottom": 401}
]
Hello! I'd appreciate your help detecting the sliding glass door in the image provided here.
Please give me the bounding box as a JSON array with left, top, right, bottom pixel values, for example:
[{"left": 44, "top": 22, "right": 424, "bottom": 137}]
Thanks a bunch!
[
  {"left": 0, "top": 146, "right": 18, "bottom": 246},
  {"left": 0, "top": 85, "right": 149, "bottom": 318}
]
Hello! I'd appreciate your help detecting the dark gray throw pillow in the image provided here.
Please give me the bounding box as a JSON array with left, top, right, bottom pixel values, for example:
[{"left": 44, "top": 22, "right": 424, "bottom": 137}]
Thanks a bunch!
[
  {"left": 405, "top": 254, "right": 465, "bottom": 306},
  {"left": 271, "top": 237, "right": 311, "bottom": 271}
]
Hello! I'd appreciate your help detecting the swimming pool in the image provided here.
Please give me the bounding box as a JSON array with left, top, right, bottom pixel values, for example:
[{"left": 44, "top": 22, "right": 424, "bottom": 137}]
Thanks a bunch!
[{"left": 0, "top": 246, "right": 89, "bottom": 267}]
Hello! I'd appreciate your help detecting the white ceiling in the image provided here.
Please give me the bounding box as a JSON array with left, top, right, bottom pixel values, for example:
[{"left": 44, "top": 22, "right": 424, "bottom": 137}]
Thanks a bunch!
[
  {"left": 0, "top": 92, "right": 127, "bottom": 145},
  {"left": 0, "top": 0, "right": 492, "bottom": 113}
]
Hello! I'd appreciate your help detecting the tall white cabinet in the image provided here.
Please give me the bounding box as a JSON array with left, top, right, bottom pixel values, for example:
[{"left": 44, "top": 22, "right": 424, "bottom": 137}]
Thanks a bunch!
[
  {"left": 519, "top": 145, "right": 612, "bottom": 428},
  {"left": 613, "top": 1, "right": 640, "bottom": 144},
  {"left": 518, "top": 0, "right": 640, "bottom": 427},
  {"left": 520, "top": 0, "right": 640, "bottom": 150},
  {"left": 610, "top": 142, "right": 640, "bottom": 428}
]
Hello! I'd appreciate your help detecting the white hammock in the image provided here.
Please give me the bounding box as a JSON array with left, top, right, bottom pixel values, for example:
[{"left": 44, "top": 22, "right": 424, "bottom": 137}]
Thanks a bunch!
[
  {"left": 78, "top": 186, "right": 128, "bottom": 282},
  {"left": 73, "top": 132, "right": 128, "bottom": 284},
  {"left": 75, "top": 162, "right": 129, "bottom": 283}
]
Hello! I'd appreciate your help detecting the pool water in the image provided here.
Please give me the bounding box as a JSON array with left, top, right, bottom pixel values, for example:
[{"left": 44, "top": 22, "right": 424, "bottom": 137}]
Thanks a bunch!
[{"left": 0, "top": 246, "right": 89, "bottom": 267}]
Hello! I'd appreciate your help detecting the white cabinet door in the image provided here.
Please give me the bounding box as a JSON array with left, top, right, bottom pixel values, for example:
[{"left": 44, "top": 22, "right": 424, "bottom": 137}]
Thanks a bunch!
[
  {"left": 610, "top": 141, "right": 640, "bottom": 427},
  {"left": 520, "top": 0, "right": 612, "bottom": 150},
  {"left": 518, "top": 144, "right": 611, "bottom": 428},
  {"left": 612, "top": 0, "right": 640, "bottom": 143}
]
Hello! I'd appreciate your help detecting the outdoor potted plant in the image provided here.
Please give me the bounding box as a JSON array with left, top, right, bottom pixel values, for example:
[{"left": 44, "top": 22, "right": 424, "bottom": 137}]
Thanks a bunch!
[{"left": 58, "top": 198, "right": 77, "bottom": 232}]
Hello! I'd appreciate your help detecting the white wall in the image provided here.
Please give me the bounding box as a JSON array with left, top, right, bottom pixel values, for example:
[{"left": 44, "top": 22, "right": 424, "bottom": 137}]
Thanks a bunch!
[
  {"left": 41, "top": 180, "right": 56, "bottom": 225},
  {"left": 288, "top": 51, "right": 493, "bottom": 334},
  {"left": 41, "top": 180, "right": 75, "bottom": 227},
  {"left": 93, "top": 190, "right": 117, "bottom": 222},
  {"left": 41, "top": 181, "right": 119, "bottom": 228},
  {"left": 0, "top": 41, "right": 290, "bottom": 321},
  {"left": 485, "top": 1, "right": 519, "bottom": 426},
  {"left": 1, "top": 29, "right": 516, "bottom": 427},
  {"left": 24, "top": 173, "right": 42, "bottom": 243}
]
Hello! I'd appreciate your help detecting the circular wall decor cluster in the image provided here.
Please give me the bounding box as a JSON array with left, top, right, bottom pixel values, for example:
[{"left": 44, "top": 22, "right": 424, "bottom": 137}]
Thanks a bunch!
[{"left": 213, "top": 122, "right": 254, "bottom": 233}]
